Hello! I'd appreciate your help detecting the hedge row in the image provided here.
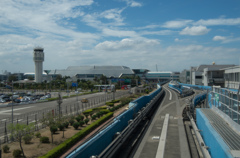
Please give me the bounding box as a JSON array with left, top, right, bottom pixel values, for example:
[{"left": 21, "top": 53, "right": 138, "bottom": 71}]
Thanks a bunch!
[
  {"left": 39, "top": 112, "right": 114, "bottom": 158},
  {"left": 83, "top": 109, "right": 93, "bottom": 115}
]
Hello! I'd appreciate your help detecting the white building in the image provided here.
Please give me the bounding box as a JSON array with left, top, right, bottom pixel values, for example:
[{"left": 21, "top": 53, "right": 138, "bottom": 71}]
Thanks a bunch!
[
  {"left": 190, "top": 64, "right": 235, "bottom": 86},
  {"left": 33, "top": 47, "right": 44, "bottom": 83},
  {"left": 180, "top": 69, "right": 190, "bottom": 84},
  {"left": 221, "top": 66, "right": 240, "bottom": 89}
]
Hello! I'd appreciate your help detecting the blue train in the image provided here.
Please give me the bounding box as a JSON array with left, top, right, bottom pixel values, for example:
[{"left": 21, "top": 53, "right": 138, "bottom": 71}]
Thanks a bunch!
[{"left": 66, "top": 84, "right": 164, "bottom": 158}]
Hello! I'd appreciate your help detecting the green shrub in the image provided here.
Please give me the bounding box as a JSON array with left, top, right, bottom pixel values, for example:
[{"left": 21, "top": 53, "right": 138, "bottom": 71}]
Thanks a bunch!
[
  {"left": 79, "top": 121, "right": 84, "bottom": 127},
  {"left": 83, "top": 109, "right": 93, "bottom": 115},
  {"left": 84, "top": 118, "right": 89, "bottom": 125},
  {"left": 64, "top": 122, "right": 69, "bottom": 128},
  {"left": 58, "top": 124, "right": 65, "bottom": 131},
  {"left": 111, "top": 99, "right": 120, "bottom": 103},
  {"left": 23, "top": 134, "right": 33, "bottom": 144},
  {"left": 120, "top": 97, "right": 132, "bottom": 105},
  {"left": 106, "top": 102, "right": 114, "bottom": 107},
  {"left": 100, "top": 109, "right": 110, "bottom": 114},
  {"left": 96, "top": 112, "right": 101, "bottom": 118},
  {"left": 91, "top": 115, "right": 97, "bottom": 120},
  {"left": 47, "top": 98, "right": 58, "bottom": 101},
  {"left": 145, "top": 89, "right": 149, "bottom": 94},
  {"left": 50, "top": 125, "right": 58, "bottom": 134},
  {"left": 39, "top": 112, "right": 113, "bottom": 158},
  {"left": 69, "top": 119, "right": 74, "bottom": 126},
  {"left": 35, "top": 132, "right": 41, "bottom": 138},
  {"left": 2, "top": 144, "right": 10, "bottom": 153},
  {"left": 76, "top": 115, "right": 84, "bottom": 122},
  {"left": 13, "top": 149, "right": 22, "bottom": 158},
  {"left": 73, "top": 122, "right": 80, "bottom": 129},
  {"left": 40, "top": 136, "right": 50, "bottom": 143}
]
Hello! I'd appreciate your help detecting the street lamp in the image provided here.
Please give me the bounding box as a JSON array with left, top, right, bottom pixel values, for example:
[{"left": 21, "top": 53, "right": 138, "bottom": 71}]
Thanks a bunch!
[
  {"left": 56, "top": 92, "right": 62, "bottom": 119},
  {"left": 11, "top": 80, "right": 14, "bottom": 124}
]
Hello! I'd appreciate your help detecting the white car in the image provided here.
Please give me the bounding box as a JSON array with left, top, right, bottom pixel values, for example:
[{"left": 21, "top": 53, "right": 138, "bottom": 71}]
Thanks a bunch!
[{"left": 0, "top": 98, "right": 6, "bottom": 103}]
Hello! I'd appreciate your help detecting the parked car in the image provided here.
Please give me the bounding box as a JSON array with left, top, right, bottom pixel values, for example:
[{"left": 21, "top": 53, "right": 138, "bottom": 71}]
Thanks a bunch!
[
  {"left": 40, "top": 96, "right": 47, "bottom": 100},
  {"left": 0, "top": 98, "right": 6, "bottom": 103},
  {"left": 81, "top": 98, "right": 88, "bottom": 103},
  {"left": 13, "top": 98, "right": 21, "bottom": 103},
  {"left": 1, "top": 96, "right": 11, "bottom": 102},
  {"left": 45, "top": 93, "right": 51, "bottom": 98}
]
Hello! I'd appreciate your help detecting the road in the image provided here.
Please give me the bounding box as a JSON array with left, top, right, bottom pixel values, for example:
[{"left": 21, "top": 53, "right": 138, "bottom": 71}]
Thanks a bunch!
[
  {"left": 133, "top": 84, "right": 193, "bottom": 158},
  {"left": 0, "top": 90, "right": 129, "bottom": 143}
]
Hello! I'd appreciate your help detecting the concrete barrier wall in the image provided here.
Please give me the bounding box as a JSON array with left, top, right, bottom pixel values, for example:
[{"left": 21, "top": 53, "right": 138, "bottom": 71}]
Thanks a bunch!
[
  {"left": 196, "top": 109, "right": 232, "bottom": 158},
  {"left": 168, "top": 83, "right": 182, "bottom": 94},
  {"left": 178, "top": 83, "right": 212, "bottom": 90},
  {"left": 67, "top": 120, "right": 122, "bottom": 157}
]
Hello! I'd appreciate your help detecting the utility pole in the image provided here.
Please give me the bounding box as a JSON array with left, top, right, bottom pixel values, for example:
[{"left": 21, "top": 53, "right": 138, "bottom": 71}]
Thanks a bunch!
[
  {"left": 11, "top": 80, "right": 13, "bottom": 124},
  {"left": 57, "top": 92, "right": 62, "bottom": 119}
]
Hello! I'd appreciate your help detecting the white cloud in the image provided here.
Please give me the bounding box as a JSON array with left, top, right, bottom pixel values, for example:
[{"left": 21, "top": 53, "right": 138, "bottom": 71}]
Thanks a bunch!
[
  {"left": 0, "top": 0, "right": 96, "bottom": 40},
  {"left": 213, "top": 36, "right": 240, "bottom": 43},
  {"left": 161, "top": 17, "right": 240, "bottom": 30},
  {"left": 82, "top": 8, "right": 126, "bottom": 30},
  {"left": 162, "top": 20, "right": 193, "bottom": 28},
  {"left": 130, "top": 1, "right": 142, "bottom": 7},
  {"left": 140, "top": 30, "right": 174, "bottom": 36},
  {"left": 213, "top": 36, "right": 226, "bottom": 41},
  {"left": 195, "top": 18, "right": 240, "bottom": 26},
  {"left": 95, "top": 38, "right": 160, "bottom": 51},
  {"left": 137, "top": 25, "right": 160, "bottom": 30},
  {"left": 100, "top": 8, "right": 125, "bottom": 25},
  {"left": 175, "top": 38, "right": 180, "bottom": 42},
  {"left": 180, "top": 26, "right": 210, "bottom": 35},
  {"left": 122, "top": 0, "right": 142, "bottom": 7},
  {"left": 102, "top": 28, "right": 138, "bottom": 37}
]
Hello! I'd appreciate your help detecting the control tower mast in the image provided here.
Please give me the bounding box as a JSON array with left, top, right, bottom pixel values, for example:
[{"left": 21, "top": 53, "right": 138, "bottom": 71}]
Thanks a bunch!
[{"left": 33, "top": 47, "right": 44, "bottom": 83}]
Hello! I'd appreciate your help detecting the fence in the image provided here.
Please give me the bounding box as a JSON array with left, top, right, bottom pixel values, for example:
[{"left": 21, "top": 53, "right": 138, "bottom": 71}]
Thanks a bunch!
[
  {"left": 0, "top": 91, "right": 129, "bottom": 144},
  {"left": 209, "top": 87, "right": 240, "bottom": 125}
]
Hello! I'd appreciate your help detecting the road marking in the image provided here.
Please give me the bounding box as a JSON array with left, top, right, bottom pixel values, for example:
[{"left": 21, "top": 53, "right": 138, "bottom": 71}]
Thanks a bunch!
[
  {"left": 0, "top": 113, "right": 21, "bottom": 115},
  {"left": 156, "top": 114, "right": 169, "bottom": 158},
  {"left": 0, "top": 106, "right": 35, "bottom": 114},
  {"left": 165, "top": 87, "right": 172, "bottom": 100}
]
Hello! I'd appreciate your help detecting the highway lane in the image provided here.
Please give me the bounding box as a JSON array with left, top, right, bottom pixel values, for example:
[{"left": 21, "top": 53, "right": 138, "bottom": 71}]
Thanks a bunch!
[
  {"left": 0, "top": 90, "right": 129, "bottom": 142},
  {"left": 0, "top": 91, "right": 127, "bottom": 120}
]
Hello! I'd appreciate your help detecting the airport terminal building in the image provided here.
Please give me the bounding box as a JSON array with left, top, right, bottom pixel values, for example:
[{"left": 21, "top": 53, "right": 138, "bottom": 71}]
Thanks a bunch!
[{"left": 48, "top": 66, "right": 135, "bottom": 81}]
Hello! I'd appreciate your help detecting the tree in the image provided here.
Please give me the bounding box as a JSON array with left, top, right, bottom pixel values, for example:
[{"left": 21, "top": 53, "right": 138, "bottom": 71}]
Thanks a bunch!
[
  {"left": 56, "top": 116, "right": 67, "bottom": 138},
  {"left": 56, "top": 75, "right": 62, "bottom": 81},
  {"left": 100, "top": 75, "right": 107, "bottom": 84},
  {"left": 41, "top": 112, "right": 57, "bottom": 143},
  {"left": 27, "top": 76, "right": 34, "bottom": 80},
  {"left": 8, "top": 75, "right": 17, "bottom": 81},
  {"left": 8, "top": 123, "right": 34, "bottom": 158}
]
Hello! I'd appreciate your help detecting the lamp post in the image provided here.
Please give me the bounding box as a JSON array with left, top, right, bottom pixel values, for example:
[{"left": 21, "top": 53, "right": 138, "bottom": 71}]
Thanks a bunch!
[
  {"left": 11, "top": 80, "right": 13, "bottom": 124},
  {"left": 56, "top": 92, "right": 62, "bottom": 119}
]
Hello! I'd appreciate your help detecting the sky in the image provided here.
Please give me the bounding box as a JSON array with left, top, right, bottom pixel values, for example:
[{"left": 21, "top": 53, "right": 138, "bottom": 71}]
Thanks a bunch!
[{"left": 0, "top": 0, "right": 240, "bottom": 73}]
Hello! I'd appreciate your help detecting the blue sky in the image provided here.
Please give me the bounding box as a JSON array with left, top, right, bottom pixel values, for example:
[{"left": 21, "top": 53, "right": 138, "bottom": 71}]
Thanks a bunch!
[{"left": 0, "top": 0, "right": 240, "bottom": 73}]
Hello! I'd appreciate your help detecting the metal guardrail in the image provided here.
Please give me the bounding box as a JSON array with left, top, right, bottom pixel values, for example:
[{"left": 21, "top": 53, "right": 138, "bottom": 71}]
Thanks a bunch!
[{"left": 210, "top": 87, "right": 240, "bottom": 125}]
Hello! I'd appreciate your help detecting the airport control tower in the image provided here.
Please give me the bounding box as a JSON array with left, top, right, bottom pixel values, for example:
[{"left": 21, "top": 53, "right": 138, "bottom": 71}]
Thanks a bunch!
[{"left": 33, "top": 47, "right": 44, "bottom": 83}]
